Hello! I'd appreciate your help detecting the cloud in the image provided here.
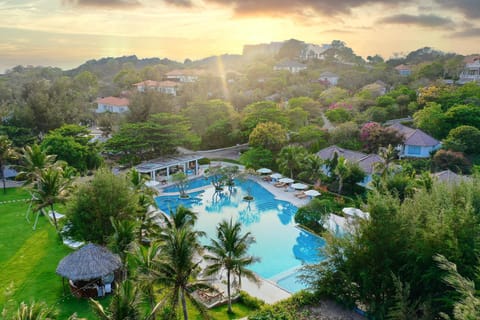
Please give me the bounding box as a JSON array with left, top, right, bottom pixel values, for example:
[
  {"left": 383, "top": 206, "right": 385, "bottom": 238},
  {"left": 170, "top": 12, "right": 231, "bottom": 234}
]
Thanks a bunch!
[
  {"left": 378, "top": 14, "right": 453, "bottom": 28},
  {"left": 202, "top": 0, "right": 412, "bottom": 17},
  {"left": 435, "top": 0, "right": 480, "bottom": 18},
  {"left": 449, "top": 27, "right": 480, "bottom": 38},
  {"left": 163, "top": 0, "right": 193, "bottom": 7},
  {"left": 63, "top": 0, "right": 141, "bottom": 8}
]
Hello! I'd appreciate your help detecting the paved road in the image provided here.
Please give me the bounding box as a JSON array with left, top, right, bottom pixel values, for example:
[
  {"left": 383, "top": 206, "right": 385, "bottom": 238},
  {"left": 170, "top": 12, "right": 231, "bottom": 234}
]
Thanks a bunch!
[
  {"left": 179, "top": 144, "right": 249, "bottom": 161},
  {"left": 321, "top": 111, "right": 335, "bottom": 131}
]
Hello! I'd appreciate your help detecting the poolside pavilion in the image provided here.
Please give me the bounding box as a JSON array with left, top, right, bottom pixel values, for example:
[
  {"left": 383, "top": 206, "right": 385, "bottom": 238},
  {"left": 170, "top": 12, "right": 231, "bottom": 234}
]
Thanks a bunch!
[{"left": 135, "top": 153, "right": 204, "bottom": 183}]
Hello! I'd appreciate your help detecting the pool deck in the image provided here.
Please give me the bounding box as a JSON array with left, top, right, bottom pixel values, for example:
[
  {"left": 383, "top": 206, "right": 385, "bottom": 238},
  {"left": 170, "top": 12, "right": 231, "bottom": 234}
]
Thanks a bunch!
[{"left": 155, "top": 166, "right": 316, "bottom": 305}]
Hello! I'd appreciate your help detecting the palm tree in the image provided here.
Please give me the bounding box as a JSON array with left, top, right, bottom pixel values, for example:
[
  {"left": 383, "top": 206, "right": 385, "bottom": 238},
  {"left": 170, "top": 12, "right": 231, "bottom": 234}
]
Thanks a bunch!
[
  {"left": 299, "top": 154, "right": 325, "bottom": 185},
  {"left": 29, "top": 166, "right": 72, "bottom": 230},
  {"left": 373, "top": 144, "right": 399, "bottom": 177},
  {"left": 108, "top": 217, "right": 137, "bottom": 271},
  {"left": 16, "top": 144, "right": 57, "bottom": 185},
  {"left": 5, "top": 300, "right": 58, "bottom": 320},
  {"left": 333, "top": 156, "right": 349, "bottom": 194},
  {"left": 204, "top": 218, "right": 259, "bottom": 314},
  {"left": 130, "top": 242, "right": 162, "bottom": 317},
  {"left": 154, "top": 226, "right": 204, "bottom": 320},
  {"left": 277, "top": 145, "right": 307, "bottom": 179},
  {"left": 0, "top": 135, "right": 17, "bottom": 194},
  {"left": 90, "top": 280, "right": 143, "bottom": 320}
]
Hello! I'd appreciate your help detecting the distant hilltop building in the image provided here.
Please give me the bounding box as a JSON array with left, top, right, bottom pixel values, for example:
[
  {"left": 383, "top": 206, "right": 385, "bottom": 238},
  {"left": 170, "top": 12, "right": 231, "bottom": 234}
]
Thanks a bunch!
[
  {"left": 458, "top": 55, "right": 480, "bottom": 84},
  {"left": 243, "top": 40, "right": 331, "bottom": 61},
  {"left": 300, "top": 43, "right": 331, "bottom": 60},
  {"left": 394, "top": 64, "right": 412, "bottom": 76},
  {"left": 318, "top": 72, "right": 339, "bottom": 86},
  {"left": 165, "top": 69, "right": 204, "bottom": 83},
  {"left": 133, "top": 80, "right": 178, "bottom": 96},
  {"left": 242, "top": 42, "right": 284, "bottom": 57},
  {"left": 96, "top": 96, "right": 129, "bottom": 113},
  {"left": 273, "top": 60, "right": 307, "bottom": 73}
]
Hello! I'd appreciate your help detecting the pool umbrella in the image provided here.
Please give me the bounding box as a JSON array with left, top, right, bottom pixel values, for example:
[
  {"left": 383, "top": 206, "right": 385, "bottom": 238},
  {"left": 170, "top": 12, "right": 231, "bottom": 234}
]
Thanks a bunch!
[
  {"left": 342, "top": 207, "right": 369, "bottom": 220},
  {"left": 279, "top": 177, "right": 294, "bottom": 184},
  {"left": 145, "top": 180, "right": 159, "bottom": 187},
  {"left": 291, "top": 183, "right": 308, "bottom": 190},
  {"left": 270, "top": 173, "right": 283, "bottom": 179},
  {"left": 256, "top": 168, "right": 272, "bottom": 174},
  {"left": 305, "top": 190, "right": 321, "bottom": 197},
  {"left": 56, "top": 244, "right": 122, "bottom": 281}
]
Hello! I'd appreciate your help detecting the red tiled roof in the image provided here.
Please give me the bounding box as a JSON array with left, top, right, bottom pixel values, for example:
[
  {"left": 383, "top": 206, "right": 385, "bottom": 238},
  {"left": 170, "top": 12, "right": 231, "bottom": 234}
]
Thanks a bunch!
[
  {"left": 394, "top": 64, "right": 411, "bottom": 71},
  {"left": 96, "top": 96, "right": 129, "bottom": 106},
  {"left": 464, "top": 55, "right": 480, "bottom": 64}
]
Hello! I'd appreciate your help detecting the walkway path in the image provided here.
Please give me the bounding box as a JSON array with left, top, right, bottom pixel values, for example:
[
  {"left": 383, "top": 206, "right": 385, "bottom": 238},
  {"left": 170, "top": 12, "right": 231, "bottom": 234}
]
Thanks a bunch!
[{"left": 321, "top": 111, "right": 335, "bottom": 131}]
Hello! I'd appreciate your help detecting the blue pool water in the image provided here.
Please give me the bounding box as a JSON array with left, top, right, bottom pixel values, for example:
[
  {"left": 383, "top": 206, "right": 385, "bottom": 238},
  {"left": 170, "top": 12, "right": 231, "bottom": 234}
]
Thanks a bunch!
[
  {"left": 162, "top": 177, "right": 212, "bottom": 193},
  {"left": 155, "top": 180, "right": 325, "bottom": 293}
]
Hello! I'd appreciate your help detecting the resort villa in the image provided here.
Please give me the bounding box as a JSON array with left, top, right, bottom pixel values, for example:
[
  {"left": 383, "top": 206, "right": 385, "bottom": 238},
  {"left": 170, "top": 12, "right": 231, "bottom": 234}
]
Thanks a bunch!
[
  {"left": 389, "top": 123, "right": 441, "bottom": 158},
  {"left": 315, "top": 145, "right": 384, "bottom": 187},
  {"left": 273, "top": 60, "right": 307, "bottom": 73},
  {"left": 95, "top": 96, "right": 129, "bottom": 113},
  {"left": 133, "top": 80, "right": 179, "bottom": 96}
]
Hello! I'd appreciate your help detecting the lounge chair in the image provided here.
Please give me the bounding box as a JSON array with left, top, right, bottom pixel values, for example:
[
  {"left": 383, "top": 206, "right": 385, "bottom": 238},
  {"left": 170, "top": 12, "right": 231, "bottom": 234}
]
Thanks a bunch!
[
  {"left": 296, "top": 193, "right": 308, "bottom": 199},
  {"left": 274, "top": 182, "right": 286, "bottom": 188}
]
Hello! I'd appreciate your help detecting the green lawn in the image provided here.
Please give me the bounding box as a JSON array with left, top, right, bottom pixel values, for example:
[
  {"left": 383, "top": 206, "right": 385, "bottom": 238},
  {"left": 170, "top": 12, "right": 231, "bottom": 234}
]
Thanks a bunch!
[{"left": 0, "top": 188, "right": 257, "bottom": 319}]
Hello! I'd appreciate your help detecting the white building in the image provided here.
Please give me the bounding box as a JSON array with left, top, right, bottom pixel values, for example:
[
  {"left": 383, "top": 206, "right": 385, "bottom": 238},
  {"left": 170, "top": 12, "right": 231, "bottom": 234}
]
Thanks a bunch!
[
  {"left": 95, "top": 97, "right": 129, "bottom": 114},
  {"left": 165, "top": 69, "right": 203, "bottom": 83},
  {"left": 273, "top": 60, "right": 307, "bottom": 73},
  {"left": 133, "top": 80, "right": 178, "bottom": 96},
  {"left": 300, "top": 43, "right": 331, "bottom": 60},
  {"left": 458, "top": 56, "right": 480, "bottom": 84},
  {"left": 318, "top": 72, "right": 339, "bottom": 86}
]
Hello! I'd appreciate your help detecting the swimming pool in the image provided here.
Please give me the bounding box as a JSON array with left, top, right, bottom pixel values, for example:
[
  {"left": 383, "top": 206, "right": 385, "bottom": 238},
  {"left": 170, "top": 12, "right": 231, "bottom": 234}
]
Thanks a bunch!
[
  {"left": 155, "top": 180, "right": 325, "bottom": 293},
  {"left": 162, "top": 177, "right": 212, "bottom": 193}
]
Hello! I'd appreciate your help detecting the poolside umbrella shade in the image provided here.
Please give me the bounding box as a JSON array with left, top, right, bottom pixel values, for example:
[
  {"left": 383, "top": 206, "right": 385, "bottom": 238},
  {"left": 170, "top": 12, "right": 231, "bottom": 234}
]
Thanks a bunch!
[
  {"left": 279, "top": 178, "right": 294, "bottom": 184},
  {"left": 145, "top": 180, "right": 159, "bottom": 187},
  {"left": 291, "top": 183, "right": 308, "bottom": 190},
  {"left": 305, "top": 190, "right": 321, "bottom": 197},
  {"left": 342, "top": 207, "right": 370, "bottom": 220},
  {"left": 270, "top": 173, "right": 283, "bottom": 179},
  {"left": 56, "top": 244, "right": 122, "bottom": 281},
  {"left": 256, "top": 168, "right": 272, "bottom": 174}
]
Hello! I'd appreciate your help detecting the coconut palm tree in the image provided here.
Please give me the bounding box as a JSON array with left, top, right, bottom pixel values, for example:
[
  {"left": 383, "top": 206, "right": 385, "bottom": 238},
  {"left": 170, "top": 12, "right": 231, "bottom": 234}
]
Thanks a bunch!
[
  {"left": 29, "top": 166, "right": 72, "bottom": 230},
  {"left": 373, "top": 144, "right": 399, "bottom": 177},
  {"left": 16, "top": 144, "right": 57, "bottom": 185},
  {"left": 130, "top": 242, "right": 162, "bottom": 317},
  {"left": 277, "top": 145, "right": 307, "bottom": 179},
  {"left": 0, "top": 135, "right": 17, "bottom": 194},
  {"left": 333, "top": 156, "right": 349, "bottom": 194},
  {"left": 204, "top": 218, "right": 259, "bottom": 314},
  {"left": 154, "top": 226, "right": 204, "bottom": 320},
  {"left": 4, "top": 300, "right": 58, "bottom": 320},
  {"left": 90, "top": 280, "right": 143, "bottom": 320},
  {"left": 299, "top": 154, "right": 325, "bottom": 185}
]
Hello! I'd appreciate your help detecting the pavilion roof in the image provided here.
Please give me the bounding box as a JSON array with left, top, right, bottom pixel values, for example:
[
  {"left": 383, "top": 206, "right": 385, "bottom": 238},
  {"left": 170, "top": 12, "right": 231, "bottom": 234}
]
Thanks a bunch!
[
  {"left": 56, "top": 244, "right": 122, "bottom": 281},
  {"left": 136, "top": 153, "right": 204, "bottom": 173}
]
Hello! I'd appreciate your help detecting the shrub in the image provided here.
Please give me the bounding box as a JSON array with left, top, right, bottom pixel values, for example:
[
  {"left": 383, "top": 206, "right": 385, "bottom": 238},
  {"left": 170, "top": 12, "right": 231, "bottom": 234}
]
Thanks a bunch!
[
  {"left": 198, "top": 158, "right": 211, "bottom": 165},
  {"left": 238, "top": 291, "right": 265, "bottom": 309}
]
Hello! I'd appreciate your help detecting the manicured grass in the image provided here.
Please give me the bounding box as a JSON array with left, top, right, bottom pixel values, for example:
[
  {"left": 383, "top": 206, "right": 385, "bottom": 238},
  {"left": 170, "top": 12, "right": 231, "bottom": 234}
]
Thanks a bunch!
[
  {"left": 0, "top": 188, "right": 257, "bottom": 319},
  {"left": 0, "top": 188, "right": 102, "bottom": 319}
]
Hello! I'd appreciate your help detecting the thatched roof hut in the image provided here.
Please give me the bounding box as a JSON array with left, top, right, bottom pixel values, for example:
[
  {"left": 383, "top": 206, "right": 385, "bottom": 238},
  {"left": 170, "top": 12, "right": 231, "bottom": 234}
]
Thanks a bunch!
[{"left": 56, "top": 243, "right": 122, "bottom": 281}]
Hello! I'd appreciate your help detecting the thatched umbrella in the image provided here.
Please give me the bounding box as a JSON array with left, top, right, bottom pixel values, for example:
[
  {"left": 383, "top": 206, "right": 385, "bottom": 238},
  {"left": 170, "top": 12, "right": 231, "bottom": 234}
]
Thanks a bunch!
[{"left": 56, "top": 243, "right": 122, "bottom": 281}]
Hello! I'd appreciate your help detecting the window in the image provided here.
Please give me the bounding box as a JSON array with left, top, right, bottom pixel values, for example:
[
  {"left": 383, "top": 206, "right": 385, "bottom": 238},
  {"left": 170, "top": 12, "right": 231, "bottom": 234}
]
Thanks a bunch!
[{"left": 407, "top": 145, "right": 421, "bottom": 155}]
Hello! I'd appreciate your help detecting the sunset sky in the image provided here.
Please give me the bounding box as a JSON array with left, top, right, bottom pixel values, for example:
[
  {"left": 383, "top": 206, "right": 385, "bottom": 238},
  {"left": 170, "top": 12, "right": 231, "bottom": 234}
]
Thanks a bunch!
[{"left": 1, "top": 0, "right": 479, "bottom": 72}]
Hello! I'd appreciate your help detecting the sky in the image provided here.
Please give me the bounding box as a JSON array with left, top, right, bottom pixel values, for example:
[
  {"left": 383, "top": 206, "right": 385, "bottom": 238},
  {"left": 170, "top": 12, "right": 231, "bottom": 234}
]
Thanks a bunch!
[{"left": 0, "top": 0, "right": 479, "bottom": 72}]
